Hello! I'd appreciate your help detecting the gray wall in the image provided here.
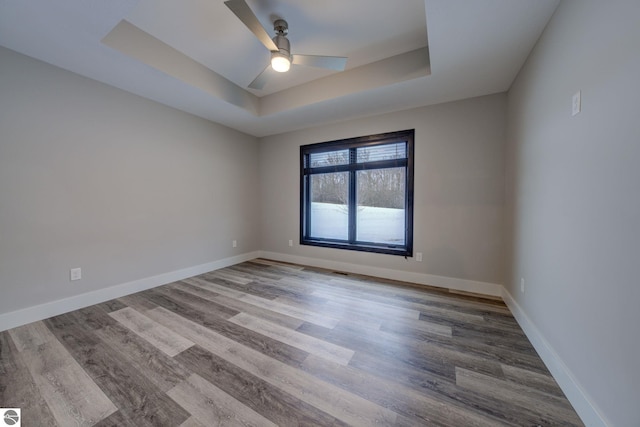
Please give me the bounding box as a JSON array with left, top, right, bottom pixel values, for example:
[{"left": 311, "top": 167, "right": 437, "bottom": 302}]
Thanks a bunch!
[
  {"left": 0, "top": 47, "right": 260, "bottom": 315},
  {"left": 505, "top": 1, "right": 640, "bottom": 425},
  {"left": 259, "top": 94, "right": 506, "bottom": 287}
]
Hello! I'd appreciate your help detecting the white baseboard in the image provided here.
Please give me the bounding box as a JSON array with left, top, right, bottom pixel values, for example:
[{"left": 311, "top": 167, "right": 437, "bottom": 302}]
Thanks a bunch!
[
  {"left": 259, "top": 251, "right": 503, "bottom": 297},
  {"left": 0, "top": 251, "right": 261, "bottom": 332},
  {"left": 501, "top": 288, "right": 609, "bottom": 427}
]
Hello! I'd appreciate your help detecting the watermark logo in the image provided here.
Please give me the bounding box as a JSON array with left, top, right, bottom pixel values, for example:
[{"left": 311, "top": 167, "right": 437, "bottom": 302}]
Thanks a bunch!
[{"left": 2, "top": 409, "right": 20, "bottom": 426}]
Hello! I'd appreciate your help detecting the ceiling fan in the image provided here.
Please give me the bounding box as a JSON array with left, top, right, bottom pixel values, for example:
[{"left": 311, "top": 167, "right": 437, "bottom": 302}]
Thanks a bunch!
[{"left": 224, "top": 0, "right": 348, "bottom": 90}]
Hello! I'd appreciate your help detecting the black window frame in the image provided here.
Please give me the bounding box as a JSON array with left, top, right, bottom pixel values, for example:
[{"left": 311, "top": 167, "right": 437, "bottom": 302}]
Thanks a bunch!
[{"left": 300, "top": 129, "right": 414, "bottom": 257}]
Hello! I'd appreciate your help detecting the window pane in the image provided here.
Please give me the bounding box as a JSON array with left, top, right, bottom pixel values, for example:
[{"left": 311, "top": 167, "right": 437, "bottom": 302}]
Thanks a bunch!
[
  {"left": 356, "top": 142, "right": 406, "bottom": 163},
  {"left": 309, "top": 172, "right": 349, "bottom": 240},
  {"left": 309, "top": 149, "right": 349, "bottom": 167},
  {"left": 356, "top": 167, "right": 405, "bottom": 244},
  {"left": 301, "top": 129, "right": 413, "bottom": 256}
]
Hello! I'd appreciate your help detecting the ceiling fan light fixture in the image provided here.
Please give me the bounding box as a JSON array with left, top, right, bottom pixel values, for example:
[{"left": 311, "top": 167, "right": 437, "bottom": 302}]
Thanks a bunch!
[
  {"left": 223, "top": 2, "right": 347, "bottom": 88},
  {"left": 271, "top": 52, "right": 291, "bottom": 72},
  {"left": 271, "top": 27, "right": 291, "bottom": 73}
]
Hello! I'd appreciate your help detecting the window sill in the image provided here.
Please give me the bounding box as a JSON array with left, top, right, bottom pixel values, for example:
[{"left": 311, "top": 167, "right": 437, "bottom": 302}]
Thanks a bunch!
[{"left": 300, "top": 239, "right": 412, "bottom": 257}]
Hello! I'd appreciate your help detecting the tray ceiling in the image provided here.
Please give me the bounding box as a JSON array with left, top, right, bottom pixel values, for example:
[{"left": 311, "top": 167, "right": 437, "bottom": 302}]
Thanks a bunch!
[{"left": 0, "top": 0, "right": 559, "bottom": 137}]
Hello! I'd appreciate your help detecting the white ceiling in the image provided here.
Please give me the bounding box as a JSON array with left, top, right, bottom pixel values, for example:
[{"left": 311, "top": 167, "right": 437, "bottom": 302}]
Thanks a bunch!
[{"left": 0, "top": 0, "right": 559, "bottom": 137}]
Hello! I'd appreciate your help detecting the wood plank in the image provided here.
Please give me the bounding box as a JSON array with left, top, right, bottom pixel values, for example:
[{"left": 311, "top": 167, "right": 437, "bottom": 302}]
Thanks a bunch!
[
  {"left": 418, "top": 305, "right": 487, "bottom": 324},
  {"left": 185, "top": 277, "right": 340, "bottom": 328},
  {"left": 455, "top": 367, "right": 584, "bottom": 426},
  {"left": 98, "top": 299, "right": 129, "bottom": 313},
  {"left": 349, "top": 349, "right": 564, "bottom": 426},
  {"left": 7, "top": 320, "right": 54, "bottom": 352},
  {"left": 9, "top": 322, "right": 117, "bottom": 426},
  {"left": 267, "top": 288, "right": 330, "bottom": 307},
  {"left": 0, "top": 331, "right": 57, "bottom": 425},
  {"left": 226, "top": 263, "right": 286, "bottom": 281},
  {"left": 72, "top": 304, "right": 119, "bottom": 330},
  {"left": 117, "top": 292, "right": 159, "bottom": 312},
  {"left": 309, "top": 277, "right": 497, "bottom": 324},
  {"left": 272, "top": 295, "right": 383, "bottom": 330},
  {"left": 379, "top": 317, "right": 453, "bottom": 338},
  {"left": 146, "top": 307, "right": 398, "bottom": 425},
  {"left": 229, "top": 312, "right": 355, "bottom": 365},
  {"left": 203, "top": 270, "right": 252, "bottom": 285},
  {"left": 93, "top": 322, "right": 190, "bottom": 392},
  {"left": 250, "top": 258, "right": 305, "bottom": 271},
  {"left": 296, "top": 321, "right": 333, "bottom": 339},
  {"left": 345, "top": 317, "right": 546, "bottom": 390},
  {"left": 167, "top": 373, "right": 278, "bottom": 427},
  {"left": 44, "top": 315, "right": 190, "bottom": 426},
  {"left": 92, "top": 410, "right": 137, "bottom": 427},
  {"left": 109, "top": 307, "right": 194, "bottom": 357},
  {"left": 451, "top": 322, "right": 537, "bottom": 353},
  {"left": 302, "top": 354, "right": 507, "bottom": 427},
  {"left": 144, "top": 287, "right": 309, "bottom": 366},
  {"left": 179, "top": 417, "right": 207, "bottom": 427},
  {"left": 184, "top": 277, "right": 245, "bottom": 298},
  {"left": 170, "top": 281, "right": 305, "bottom": 330},
  {"left": 176, "top": 345, "right": 348, "bottom": 426},
  {"left": 151, "top": 285, "right": 240, "bottom": 319},
  {"left": 501, "top": 363, "right": 566, "bottom": 397},
  {"left": 216, "top": 276, "right": 307, "bottom": 301},
  {"left": 201, "top": 274, "right": 279, "bottom": 299},
  {"left": 312, "top": 288, "right": 422, "bottom": 320},
  {"left": 330, "top": 320, "right": 505, "bottom": 380},
  {"left": 331, "top": 324, "right": 459, "bottom": 381}
]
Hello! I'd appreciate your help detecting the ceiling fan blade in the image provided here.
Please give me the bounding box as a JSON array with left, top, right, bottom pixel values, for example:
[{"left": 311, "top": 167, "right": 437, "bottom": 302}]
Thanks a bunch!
[
  {"left": 292, "top": 55, "right": 347, "bottom": 71},
  {"left": 248, "top": 64, "right": 274, "bottom": 90},
  {"left": 224, "top": 0, "right": 278, "bottom": 52}
]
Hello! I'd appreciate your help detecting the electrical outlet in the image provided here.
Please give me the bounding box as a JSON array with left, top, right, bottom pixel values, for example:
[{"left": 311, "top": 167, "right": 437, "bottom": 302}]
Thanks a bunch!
[
  {"left": 232, "top": 240, "right": 237, "bottom": 248},
  {"left": 288, "top": 239, "right": 293, "bottom": 247},
  {"left": 415, "top": 252, "right": 423, "bottom": 262},
  {"left": 70, "top": 268, "right": 82, "bottom": 281},
  {"left": 520, "top": 278, "right": 525, "bottom": 293}
]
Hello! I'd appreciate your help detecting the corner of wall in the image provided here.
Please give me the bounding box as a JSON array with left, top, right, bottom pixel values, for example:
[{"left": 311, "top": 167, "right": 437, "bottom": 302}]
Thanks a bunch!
[{"left": 501, "top": 287, "right": 610, "bottom": 427}]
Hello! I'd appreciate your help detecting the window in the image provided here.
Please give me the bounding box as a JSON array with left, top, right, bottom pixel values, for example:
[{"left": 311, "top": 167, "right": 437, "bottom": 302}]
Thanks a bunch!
[{"left": 300, "top": 129, "right": 414, "bottom": 256}]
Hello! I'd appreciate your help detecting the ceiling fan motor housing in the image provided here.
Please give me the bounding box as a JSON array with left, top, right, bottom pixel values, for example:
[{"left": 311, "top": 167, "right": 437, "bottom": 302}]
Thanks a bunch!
[
  {"left": 272, "top": 19, "right": 290, "bottom": 59},
  {"left": 273, "top": 34, "right": 290, "bottom": 59}
]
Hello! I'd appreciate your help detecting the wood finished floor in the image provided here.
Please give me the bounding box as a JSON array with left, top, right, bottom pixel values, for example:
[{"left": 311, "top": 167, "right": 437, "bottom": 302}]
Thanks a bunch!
[{"left": 0, "top": 259, "right": 584, "bottom": 426}]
